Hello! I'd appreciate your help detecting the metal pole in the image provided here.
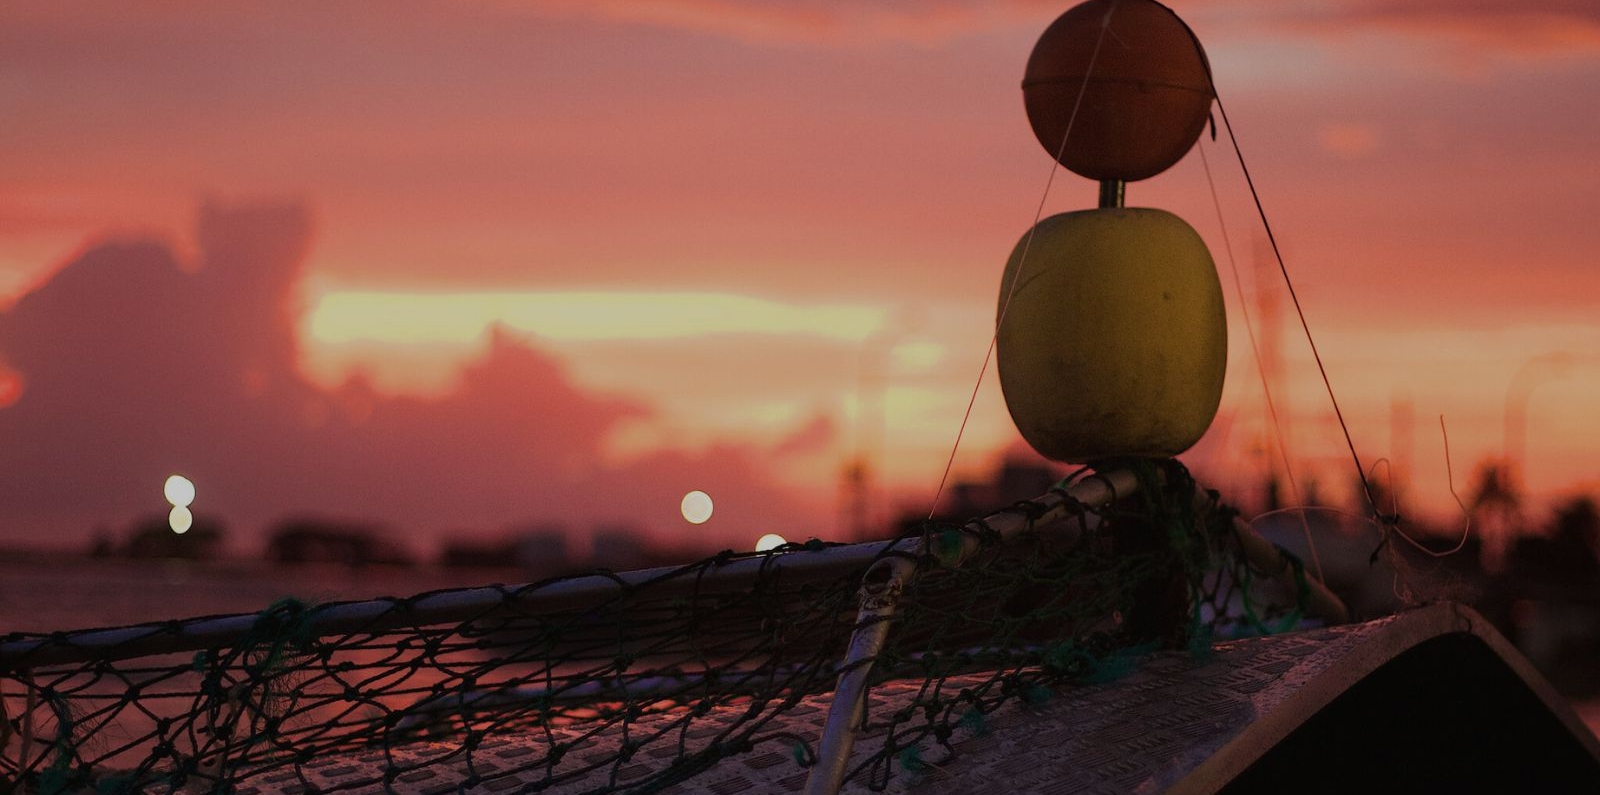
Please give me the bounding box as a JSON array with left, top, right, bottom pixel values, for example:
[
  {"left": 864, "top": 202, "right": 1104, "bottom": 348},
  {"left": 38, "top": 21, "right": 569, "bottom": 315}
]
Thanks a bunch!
[
  {"left": 1098, "top": 179, "right": 1125, "bottom": 208},
  {"left": 802, "top": 469, "right": 1137, "bottom": 795},
  {"left": 1227, "top": 516, "right": 1350, "bottom": 626},
  {"left": 1503, "top": 353, "right": 1580, "bottom": 489}
]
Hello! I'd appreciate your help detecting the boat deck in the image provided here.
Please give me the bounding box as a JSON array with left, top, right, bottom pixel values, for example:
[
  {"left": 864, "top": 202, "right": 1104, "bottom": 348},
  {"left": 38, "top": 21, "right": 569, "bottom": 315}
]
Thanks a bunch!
[{"left": 254, "top": 603, "right": 1600, "bottom": 794}]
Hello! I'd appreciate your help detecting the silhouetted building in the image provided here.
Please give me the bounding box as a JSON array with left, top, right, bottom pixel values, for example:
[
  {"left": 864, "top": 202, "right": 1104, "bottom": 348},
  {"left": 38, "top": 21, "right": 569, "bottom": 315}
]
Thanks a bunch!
[
  {"left": 266, "top": 519, "right": 411, "bottom": 566},
  {"left": 510, "top": 525, "right": 570, "bottom": 575},
  {"left": 591, "top": 524, "right": 647, "bottom": 570},
  {"left": 931, "top": 458, "right": 1062, "bottom": 524},
  {"left": 439, "top": 537, "right": 521, "bottom": 569},
  {"left": 123, "top": 514, "right": 225, "bottom": 560}
]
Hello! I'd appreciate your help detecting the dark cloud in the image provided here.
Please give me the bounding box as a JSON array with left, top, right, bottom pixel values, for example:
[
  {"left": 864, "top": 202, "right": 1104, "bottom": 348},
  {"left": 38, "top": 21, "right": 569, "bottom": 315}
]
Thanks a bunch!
[
  {"left": 520, "top": 0, "right": 1600, "bottom": 53},
  {"left": 0, "top": 202, "right": 826, "bottom": 552},
  {"left": 1333, "top": 0, "right": 1600, "bottom": 25},
  {"left": 493, "top": 0, "right": 1036, "bottom": 47},
  {"left": 1262, "top": 0, "right": 1600, "bottom": 53},
  {"left": 770, "top": 411, "right": 837, "bottom": 458}
]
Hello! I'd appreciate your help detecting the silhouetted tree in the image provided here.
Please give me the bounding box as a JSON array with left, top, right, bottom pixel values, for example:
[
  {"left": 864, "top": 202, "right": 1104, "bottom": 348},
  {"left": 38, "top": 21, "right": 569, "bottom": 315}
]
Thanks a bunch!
[
  {"left": 123, "top": 515, "right": 225, "bottom": 559},
  {"left": 1469, "top": 461, "right": 1524, "bottom": 574},
  {"left": 1509, "top": 496, "right": 1600, "bottom": 593}
]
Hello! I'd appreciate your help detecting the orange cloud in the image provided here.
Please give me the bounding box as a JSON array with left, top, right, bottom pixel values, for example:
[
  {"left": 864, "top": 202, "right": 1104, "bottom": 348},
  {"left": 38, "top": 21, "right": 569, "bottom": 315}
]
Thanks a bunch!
[
  {"left": 1266, "top": 0, "right": 1600, "bottom": 54},
  {"left": 1316, "top": 121, "right": 1382, "bottom": 159},
  {"left": 0, "top": 202, "right": 831, "bottom": 551},
  {"left": 483, "top": 0, "right": 1032, "bottom": 46}
]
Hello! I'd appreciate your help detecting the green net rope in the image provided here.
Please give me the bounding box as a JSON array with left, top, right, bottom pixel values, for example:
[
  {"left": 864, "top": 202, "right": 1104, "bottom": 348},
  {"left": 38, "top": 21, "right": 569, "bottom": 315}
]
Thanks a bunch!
[{"left": 0, "top": 462, "right": 1311, "bottom": 794}]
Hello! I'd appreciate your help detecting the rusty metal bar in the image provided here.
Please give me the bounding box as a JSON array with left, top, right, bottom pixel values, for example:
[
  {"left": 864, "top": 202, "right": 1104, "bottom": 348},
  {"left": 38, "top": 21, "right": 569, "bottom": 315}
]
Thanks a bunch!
[
  {"left": 802, "top": 469, "right": 1138, "bottom": 795},
  {"left": 1228, "top": 515, "right": 1350, "bottom": 626}
]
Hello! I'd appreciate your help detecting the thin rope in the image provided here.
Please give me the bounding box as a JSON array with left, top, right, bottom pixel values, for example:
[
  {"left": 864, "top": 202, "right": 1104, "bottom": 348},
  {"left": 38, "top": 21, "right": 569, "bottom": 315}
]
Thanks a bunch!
[
  {"left": 1364, "top": 457, "right": 1401, "bottom": 535},
  {"left": 1196, "top": 140, "right": 1324, "bottom": 582},
  {"left": 1384, "top": 416, "right": 1471, "bottom": 558},
  {"left": 927, "top": 0, "right": 1122, "bottom": 519},
  {"left": 1250, "top": 505, "right": 1376, "bottom": 529},
  {"left": 1211, "top": 93, "right": 1384, "bottom": 532}
]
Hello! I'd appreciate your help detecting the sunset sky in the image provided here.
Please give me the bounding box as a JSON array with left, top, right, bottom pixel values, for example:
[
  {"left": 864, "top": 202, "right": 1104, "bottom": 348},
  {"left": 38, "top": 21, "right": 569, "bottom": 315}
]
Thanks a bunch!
[{"left": 2, "top": 0, "right": 1598, "bottom": 555}]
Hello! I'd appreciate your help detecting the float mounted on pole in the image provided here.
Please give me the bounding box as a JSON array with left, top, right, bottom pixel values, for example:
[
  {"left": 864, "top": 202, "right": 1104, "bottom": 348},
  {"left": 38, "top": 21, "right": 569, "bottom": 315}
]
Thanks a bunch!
[{"left": 1000, "top": 0, "right": 1225, "bottom": 464}]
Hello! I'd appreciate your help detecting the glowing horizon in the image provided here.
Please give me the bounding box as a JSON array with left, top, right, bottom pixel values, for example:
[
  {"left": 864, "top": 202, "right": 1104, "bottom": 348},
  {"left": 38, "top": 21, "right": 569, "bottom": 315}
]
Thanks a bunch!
[{"left": 307, "top": 291, "right": 887, "bottom": 345}]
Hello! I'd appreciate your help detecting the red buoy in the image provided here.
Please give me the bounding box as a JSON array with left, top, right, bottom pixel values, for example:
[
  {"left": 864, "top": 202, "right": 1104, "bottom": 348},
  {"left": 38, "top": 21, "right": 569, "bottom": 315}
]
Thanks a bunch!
[{"left": 1023, "top": 0, "right": 1213, "bottom": 182}]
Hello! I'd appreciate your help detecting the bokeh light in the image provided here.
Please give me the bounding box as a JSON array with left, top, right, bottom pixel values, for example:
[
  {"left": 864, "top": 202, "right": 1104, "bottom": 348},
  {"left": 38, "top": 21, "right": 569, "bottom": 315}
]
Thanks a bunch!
[
  {"left": 0, "top": 369, "right": 23, "bottom": 408},
  {"left": 755, "top": 533, "right": 787, "bottom": 552},
  {"left": 164, "top": 474, "right": 196, "bottom": 508},
  {"left": 169, "top": 506, "right": 194, "bottom": 534},
  {"left": 680, "top": 490, "right": 713, "bottom": 524}
]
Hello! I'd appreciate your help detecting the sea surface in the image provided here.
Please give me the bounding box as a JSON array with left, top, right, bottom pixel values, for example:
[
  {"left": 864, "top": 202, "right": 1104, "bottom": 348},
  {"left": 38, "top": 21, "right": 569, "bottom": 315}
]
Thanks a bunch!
[
  {"left": 3, "top": 555, "right": 1599, "bottom": 743},
  {"left": 0, "top": 554, "right": 523, "bottom": 634}
]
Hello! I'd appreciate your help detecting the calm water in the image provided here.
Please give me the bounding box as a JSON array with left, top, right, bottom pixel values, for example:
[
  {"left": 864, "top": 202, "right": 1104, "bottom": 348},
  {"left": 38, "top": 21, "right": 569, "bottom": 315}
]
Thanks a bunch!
[
  {"left": 0, "top": 554, "right": 520, "bottom": 633},
  {"left": 3, "top": 556, "right": 1598, "bottom": 742}
]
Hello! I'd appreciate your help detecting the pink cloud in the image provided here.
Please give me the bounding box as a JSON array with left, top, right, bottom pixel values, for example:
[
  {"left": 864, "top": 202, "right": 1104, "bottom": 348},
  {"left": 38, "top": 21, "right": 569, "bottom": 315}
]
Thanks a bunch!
[
  {"left": 1316, "top": 121, "right": 1382, "bottom": 159},
  {"left": 1266, "top": 0, "right": 1600, "bottom": 54},
  {"left": 486, "top": 0, "right": 1035, "bottom": 47},
  {"left": 0, "top": 202, "right": 829, "bottom": 553},
  {"left": 770, "top": 411, "right": 838, "bottom": 458}
]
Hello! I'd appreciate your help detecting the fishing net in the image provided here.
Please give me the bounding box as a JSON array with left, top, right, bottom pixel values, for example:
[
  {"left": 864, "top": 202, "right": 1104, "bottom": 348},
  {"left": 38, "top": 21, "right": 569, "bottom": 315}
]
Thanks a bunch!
[{"left": 0, "top": 461, "right": 1315, "bottom": 794}]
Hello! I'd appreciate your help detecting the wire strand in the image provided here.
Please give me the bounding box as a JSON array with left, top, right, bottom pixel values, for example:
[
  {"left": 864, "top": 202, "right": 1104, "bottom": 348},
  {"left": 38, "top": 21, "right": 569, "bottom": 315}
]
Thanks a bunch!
[
  {"left": 1211, "top": 93, "right": 1384, "bottom": 531},
  {"left": 1197, "top": 139, "right": 1324, "bottom": 582},
  {"left": 1385, "top": 416, "right": 1472, "bottom": 558},
  {"left": 926, "top": 0, "right": 1121, "bottom": 520}
]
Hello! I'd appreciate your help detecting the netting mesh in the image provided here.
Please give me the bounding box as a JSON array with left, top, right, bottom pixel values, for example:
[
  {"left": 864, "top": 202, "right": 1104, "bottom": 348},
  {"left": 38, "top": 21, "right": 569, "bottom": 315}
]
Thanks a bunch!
[{"left": 0, "top": 462, "right": 1313, "bottom": 794}]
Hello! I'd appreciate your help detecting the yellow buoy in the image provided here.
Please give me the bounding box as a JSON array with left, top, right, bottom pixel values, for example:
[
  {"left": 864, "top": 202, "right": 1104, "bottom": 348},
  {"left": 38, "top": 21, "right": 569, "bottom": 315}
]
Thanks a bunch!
[{"left": 997, "top": 207, "right": 1226, "bottom": 462}]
